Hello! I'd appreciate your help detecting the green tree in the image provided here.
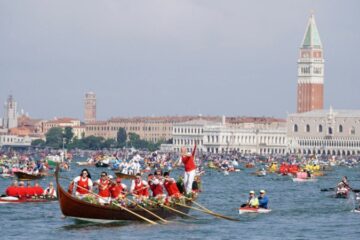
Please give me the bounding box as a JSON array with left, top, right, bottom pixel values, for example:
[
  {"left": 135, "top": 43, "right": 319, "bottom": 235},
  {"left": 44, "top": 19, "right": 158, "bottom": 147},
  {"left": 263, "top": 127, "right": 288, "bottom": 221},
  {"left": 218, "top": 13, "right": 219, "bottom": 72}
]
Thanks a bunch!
[
  {"left": 63, "top": 127, "right": 74, "bottom": 145},
  {"left": 116, "top": 128, "right": 127, "bottom": 147},
  {"left": 31, "top": 139, "right": 46, "bottom": 148},
  {"left": 82, "top": 136, "right": 105, "bottom": 150},
  {"left": 45, "top": 127, "right": 64, "bottom": 149},
  {"left": 102, "top": 138, "right": 117, "bottom": 149}
]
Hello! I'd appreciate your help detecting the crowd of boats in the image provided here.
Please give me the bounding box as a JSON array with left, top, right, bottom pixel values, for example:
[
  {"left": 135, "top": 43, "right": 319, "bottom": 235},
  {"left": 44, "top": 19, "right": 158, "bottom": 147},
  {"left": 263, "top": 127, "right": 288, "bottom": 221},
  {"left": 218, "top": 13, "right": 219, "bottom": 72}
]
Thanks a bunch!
[{"left": 1, "top": 147, "right": 360, "bottom": 223}]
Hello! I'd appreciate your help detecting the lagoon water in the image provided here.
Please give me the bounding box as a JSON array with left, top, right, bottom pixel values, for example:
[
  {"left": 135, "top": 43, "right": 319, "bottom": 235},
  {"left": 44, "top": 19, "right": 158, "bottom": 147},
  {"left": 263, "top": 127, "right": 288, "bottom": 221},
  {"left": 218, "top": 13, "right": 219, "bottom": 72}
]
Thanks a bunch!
[{"left": 1, "top": 161, "right": 360, "bottom": 240}]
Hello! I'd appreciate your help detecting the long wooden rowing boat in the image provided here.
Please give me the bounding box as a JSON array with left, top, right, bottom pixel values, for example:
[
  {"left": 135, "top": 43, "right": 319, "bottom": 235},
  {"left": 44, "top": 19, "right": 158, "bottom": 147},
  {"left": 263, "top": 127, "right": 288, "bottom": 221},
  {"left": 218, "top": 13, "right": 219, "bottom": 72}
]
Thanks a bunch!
[
  {"left": 0, "top": 196, "right": 57, "bottom": 204},
  {"left": 55, "top": 168, "right": 195, "bottom": 222}
]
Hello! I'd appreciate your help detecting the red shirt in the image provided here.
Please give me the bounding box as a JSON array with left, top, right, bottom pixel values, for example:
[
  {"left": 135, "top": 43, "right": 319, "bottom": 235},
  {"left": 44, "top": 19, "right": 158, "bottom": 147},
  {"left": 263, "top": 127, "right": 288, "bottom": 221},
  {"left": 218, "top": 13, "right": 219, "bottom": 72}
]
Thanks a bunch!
[
  {"left": 164, "top": 178, "right": 180, "bottom": 197},
  {"left": 76, "top": 177, "right": 90, "bottom": 194},
  {"left": 182, "top": 145, "right": 197, "bottom": 172},
  {"left": 134, "top": 180, "right": 149, "bottom": 197},
  {"left": 98, "top": 179, "right": 111, "bottom": 198},
  {"left": 26, "top": 187, "right": 36, "bottom": 197},
  {"left": 5, "top": 186, "right": 18, "bottom": 197},
  {"left": 17, "top": 187, "right": 27, "bottom": 198},
  {"left": 110, "top": 184, "right": 123, "bottom": 198},
  {"left": 34, "top": 186, "right": 44, "bottom": 196}
]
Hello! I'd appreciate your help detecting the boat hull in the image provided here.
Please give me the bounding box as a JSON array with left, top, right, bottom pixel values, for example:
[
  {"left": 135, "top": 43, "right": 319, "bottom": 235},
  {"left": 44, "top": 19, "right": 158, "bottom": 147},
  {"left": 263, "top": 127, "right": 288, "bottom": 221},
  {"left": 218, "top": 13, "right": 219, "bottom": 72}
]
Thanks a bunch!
[
  {"left": 56, "top": 168, "right": 194, "bottom": 222},
  {"left": 0, "top": 196, "right": 57, "bottom": 204},
  {"left": 292, "top": 178, "right": 317, "bottom": 182},
  {"left": 239, "top": 207, "right": 272, "bottom": 214},
  {"left": 14, "top": 171, "right": 45, "bottom": 181}
]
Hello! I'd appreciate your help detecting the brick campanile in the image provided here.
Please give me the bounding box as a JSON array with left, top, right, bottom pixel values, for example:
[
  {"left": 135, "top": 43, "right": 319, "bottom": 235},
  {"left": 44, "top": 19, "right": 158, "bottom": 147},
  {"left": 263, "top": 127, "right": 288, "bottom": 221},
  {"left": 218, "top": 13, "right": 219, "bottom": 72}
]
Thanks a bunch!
[
  {"left": 84, "top": 92, "right": 96, "bottom": 123},
  {"left": 297, "top": 14, "right": 324, "bottom": 113}
]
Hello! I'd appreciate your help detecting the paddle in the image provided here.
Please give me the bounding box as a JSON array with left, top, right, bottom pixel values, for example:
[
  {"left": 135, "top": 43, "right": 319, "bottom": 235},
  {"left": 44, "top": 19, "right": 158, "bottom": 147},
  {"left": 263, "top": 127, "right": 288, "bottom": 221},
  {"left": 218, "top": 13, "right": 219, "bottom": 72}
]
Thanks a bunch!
[
  {"left": 175, "top": 202, "right": 240, "bottom": 222},
  {"left": 320, "top": 187, "right": 360, "bottom": 193}
]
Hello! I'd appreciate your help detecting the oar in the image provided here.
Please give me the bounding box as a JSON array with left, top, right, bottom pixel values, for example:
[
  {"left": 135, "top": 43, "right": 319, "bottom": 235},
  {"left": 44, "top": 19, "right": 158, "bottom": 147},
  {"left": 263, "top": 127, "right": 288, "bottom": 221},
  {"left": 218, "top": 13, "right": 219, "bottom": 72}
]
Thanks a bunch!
[
  {"left": 126, "top": 197, "right": 169, "bottom": 224},
  {"left": 130, "top": 192, "right": 196, "bottom": 219},
  {"left": 320, "top": 188, "right": 335, "bottom": 192},
  {"left": 175, "top": 202, "right": 240, "bottom": 222},
  {"left": 66, "top": 180, "right": 158, "bottom": 225}
]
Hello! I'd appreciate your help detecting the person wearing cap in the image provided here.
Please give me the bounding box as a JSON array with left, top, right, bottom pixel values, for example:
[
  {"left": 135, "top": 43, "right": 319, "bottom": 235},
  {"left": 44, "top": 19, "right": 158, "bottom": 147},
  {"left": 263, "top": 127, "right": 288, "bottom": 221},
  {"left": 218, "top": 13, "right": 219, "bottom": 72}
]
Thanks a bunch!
[
  {"left": 258, "top": 190, "right": 269, "bottom": 209},
  {"left": 247, "top": 190, "right": 259, "bottom": 208},
  {"left": 110, "top": 178, "right": 127, "bottom": 201}
]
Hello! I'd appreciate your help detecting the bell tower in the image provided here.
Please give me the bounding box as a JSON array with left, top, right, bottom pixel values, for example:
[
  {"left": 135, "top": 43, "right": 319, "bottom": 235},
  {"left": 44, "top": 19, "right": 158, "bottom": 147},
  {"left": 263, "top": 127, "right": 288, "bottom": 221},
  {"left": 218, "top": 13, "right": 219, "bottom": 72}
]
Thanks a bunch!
[{"left": 297, "top": 14, "right": 324, "bottom": 113}]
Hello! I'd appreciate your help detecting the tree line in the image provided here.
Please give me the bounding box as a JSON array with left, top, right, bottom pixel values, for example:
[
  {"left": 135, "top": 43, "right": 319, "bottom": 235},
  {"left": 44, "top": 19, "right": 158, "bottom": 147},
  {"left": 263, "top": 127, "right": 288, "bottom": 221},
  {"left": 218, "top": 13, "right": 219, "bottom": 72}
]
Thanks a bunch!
[{"left": 31, "top": 127, "right": 170, "bottom": 151}]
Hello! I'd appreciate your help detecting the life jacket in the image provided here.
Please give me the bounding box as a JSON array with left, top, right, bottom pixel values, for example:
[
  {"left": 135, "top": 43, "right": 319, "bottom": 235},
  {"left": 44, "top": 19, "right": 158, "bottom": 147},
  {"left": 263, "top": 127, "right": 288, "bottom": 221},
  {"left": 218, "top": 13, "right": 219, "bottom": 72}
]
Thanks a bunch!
[
  {"left": 98, "top": 179, "right": 111, "bottom": 198},
  {"left": 164, "top": 179, "right": 180, "bottom": 197},
  {"left": 76, "top": 177, "right": 90, "bottom": 194}
]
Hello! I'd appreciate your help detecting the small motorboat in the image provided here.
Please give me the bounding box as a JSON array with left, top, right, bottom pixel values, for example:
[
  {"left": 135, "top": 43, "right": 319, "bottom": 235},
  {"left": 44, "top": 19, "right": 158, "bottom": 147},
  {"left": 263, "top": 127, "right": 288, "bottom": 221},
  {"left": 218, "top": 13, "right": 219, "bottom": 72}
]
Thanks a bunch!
[{"left": 239, "top": 207, "right": 272, "bottom": 214}]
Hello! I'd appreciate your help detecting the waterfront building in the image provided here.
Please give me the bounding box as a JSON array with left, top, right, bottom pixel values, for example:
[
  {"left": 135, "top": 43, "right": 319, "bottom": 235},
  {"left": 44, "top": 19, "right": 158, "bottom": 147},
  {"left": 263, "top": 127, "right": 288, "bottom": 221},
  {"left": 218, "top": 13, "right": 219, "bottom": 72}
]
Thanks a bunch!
[
  {"left": 85, "top": 116, "right": 202, "bottom": 142},
  {"left": 84, "top": 92, "right": 96, "bottom": 123},
  {"left": 42, "top": 118, "right": 81, "bottom": 134},
  {"left": 297, "top": 14, "right": 324, "bottom": 113},
  {"left": 287, "top": 108, "right": 360, "bottom": 156},
  {"left": 0, "top": 134, "right": 33, "bottom": 148},
  {"left": 173, "top": 117, "right": 287, "bottom": 154},
  {"left": 3, "top": 95, "right": 18, "bottom": 129}
]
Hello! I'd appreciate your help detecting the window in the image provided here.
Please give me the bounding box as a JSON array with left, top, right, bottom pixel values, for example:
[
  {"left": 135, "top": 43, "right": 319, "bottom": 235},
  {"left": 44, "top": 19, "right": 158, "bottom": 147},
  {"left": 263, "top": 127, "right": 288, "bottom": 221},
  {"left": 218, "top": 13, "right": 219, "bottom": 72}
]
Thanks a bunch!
[
  {"left": 294, "top": 124, "right": 298, "bottom": 132},
  {"left": 306, "top": 124, "right": 310, "bottom": 132},
  {"left": 351, "top": 126, "right": 355, "bottom": 135},
  {"left": 318, "top": 125, "right": 323, "bottom": 133},
  {"left": 328, "top": 127, "right": 333, "bottom": 135},
  {"left": 339, "top": 125, "right": 343, "bottom": 133}
]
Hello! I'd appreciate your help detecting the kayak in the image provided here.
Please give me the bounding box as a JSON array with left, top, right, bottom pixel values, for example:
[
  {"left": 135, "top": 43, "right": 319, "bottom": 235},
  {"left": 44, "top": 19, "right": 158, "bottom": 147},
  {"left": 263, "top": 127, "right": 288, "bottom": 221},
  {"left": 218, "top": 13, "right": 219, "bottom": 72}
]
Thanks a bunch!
[
  {"left": 239, "top": 207, "right": 272, "bottom": 214},
  {"left": 292, "top": 178, "right": 317, "bottom": 182},
  {"left": 0, "top": 196, "right": 57, "bottom": 204}
]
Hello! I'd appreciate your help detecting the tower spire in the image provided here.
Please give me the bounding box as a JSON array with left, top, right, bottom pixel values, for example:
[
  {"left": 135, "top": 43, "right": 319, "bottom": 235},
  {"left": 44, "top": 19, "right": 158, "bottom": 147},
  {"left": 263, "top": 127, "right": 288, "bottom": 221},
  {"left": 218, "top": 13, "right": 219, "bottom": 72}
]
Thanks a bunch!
[{"left": 301, "top": 13, "right": 322, "bottom": 49}]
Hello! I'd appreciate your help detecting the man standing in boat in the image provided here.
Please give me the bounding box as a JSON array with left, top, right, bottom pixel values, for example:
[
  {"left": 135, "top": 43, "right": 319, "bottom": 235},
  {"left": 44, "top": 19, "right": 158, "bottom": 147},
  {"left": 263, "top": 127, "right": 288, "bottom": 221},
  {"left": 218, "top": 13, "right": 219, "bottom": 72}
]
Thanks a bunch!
[{"left": 178, "top": 144, "right": 197, "bottom": 195}]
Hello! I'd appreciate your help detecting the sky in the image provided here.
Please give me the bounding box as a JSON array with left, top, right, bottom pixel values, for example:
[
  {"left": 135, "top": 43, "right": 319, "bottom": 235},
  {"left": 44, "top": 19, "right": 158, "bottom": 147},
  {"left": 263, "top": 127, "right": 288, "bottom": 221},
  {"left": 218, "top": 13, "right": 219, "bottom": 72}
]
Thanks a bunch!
[{"left": 0, "top": 0, "right": 359, "bottom": 121}]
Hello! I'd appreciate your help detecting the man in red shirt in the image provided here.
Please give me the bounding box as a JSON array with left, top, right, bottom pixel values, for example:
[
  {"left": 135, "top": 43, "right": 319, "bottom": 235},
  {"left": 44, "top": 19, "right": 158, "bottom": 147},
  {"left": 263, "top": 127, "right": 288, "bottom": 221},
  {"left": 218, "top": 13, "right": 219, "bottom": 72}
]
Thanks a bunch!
[
  {"left": 163, "top": 172, "right": 181, "bottom": 198},
  {"left": 17, "top": 181, "right": 27, "bottom": 199},
  {"left": 94, "top": 172, "right": 111, "bottom": 205},
  {"left": 5, "top": 180, "right": 19, "bottom": 197},
  {"left": 110, "top": 178, "right": 127, "bottom": 201},
  {"left": 25, "top": 181, "right": 35, "bottom": 197},
  {"left": 33, "top": 182, "right": 44, "bottom": 197},
  {"left": 178, "top": 144, "right": 197, "bottom": 195}
]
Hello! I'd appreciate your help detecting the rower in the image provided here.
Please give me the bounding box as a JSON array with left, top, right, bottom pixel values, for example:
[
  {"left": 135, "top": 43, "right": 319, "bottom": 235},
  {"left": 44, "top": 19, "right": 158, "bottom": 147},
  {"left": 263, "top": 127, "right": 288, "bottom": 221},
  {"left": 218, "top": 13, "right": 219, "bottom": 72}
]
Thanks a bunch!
[
  {"left": 33, "top": 182, "right": 44, "bottom": 197},
  {"left": 245, "top": 190, "right": 259, "bottom": 208},
  {"left": 149, "top": 170, "right": 165, "bottom": 199},
  {"left": 17, "top": 181, "right": 27, "bottom": 199},
  {"left": 26, "top": 181, "right": 35, "bottom": 197},
  {"left": 163, "top": 172, "right": 181, "bottom": 198},
  {"left": 68, "top": 168, "right": 93, "bottom": 199},
  {"left": 110, "top": 177, "right": 127, "bottom": 202},
  {"left": 338, "top": 176, "right": 351, "bottom": 190},
  {"left": 258, "top": 190, "right": 269, "bottom": 209},
  {"left": 5, "top": 180, "right": 19, "bottom": 197},
  {"left": 130, "top": 173, "right": 149, "bottom": 199},
  {"left": 94, "top": 172, "right": 111, "bottom": 205},
  {"left": 43, "top": 182, "right": 57, "bottom": 198}
]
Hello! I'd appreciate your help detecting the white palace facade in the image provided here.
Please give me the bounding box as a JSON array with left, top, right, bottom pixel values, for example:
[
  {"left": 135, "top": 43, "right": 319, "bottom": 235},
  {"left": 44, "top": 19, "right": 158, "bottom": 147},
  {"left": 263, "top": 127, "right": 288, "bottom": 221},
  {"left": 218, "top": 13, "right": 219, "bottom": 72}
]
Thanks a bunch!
[
  {"left": 287, "top": 108, "right": 360, "bottom": 156},
  {"left": 172, "top": 117, "right": 287, "bottom": 155}
]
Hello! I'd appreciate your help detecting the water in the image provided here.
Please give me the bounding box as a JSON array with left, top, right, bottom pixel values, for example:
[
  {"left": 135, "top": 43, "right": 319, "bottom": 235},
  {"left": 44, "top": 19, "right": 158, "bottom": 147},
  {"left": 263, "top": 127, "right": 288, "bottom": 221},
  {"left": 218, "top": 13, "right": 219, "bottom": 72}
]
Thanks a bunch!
[{"left": 1, "top": 162, "right": 360, "bottom": 240}]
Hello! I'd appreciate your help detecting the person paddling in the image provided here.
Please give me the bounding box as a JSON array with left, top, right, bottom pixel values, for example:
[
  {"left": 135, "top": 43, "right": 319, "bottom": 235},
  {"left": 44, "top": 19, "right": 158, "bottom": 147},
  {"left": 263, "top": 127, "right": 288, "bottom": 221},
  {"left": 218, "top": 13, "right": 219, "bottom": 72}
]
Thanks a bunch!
[
  {"left": 5, "top": 180, "right": 19, "bottom": 197},
  {"left": 258, "top": 190, "right": 269, "bottom": 209},
  {"left": 241, "top": 190, "right": 259, "bottom": 208},
  {"left": 68, "top": 168, "right": 93, "bottom": 199},
  {"left": 94, "top": 172, "right": 112, "bottom": 205}
]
